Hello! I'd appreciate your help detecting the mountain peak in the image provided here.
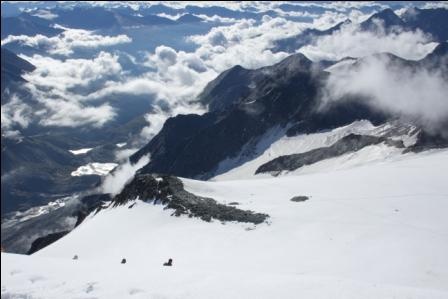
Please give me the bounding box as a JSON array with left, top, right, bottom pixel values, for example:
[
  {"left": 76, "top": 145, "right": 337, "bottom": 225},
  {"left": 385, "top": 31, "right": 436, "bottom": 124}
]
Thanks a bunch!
[
  {"left": 272, "top": 53, "right": 312, "bottom": 70},
  {"left": 361, "top": 8, "right": 404, "bottom": 31},
  {"left": 431, "top": 41, "right": 448, "bottom": 56},
  {"left": 176, "top": 13, "right": 203, "bottom": 23}
]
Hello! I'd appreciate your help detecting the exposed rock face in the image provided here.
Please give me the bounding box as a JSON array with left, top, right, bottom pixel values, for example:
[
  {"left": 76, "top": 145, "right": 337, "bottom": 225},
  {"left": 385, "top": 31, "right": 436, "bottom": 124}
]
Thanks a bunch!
[
  {"left": 404, "top": 130, "right": 448, "bottom": 153},
  {"left": 27, "top": 231, "right": 69, "bottom": 255},
  {"left": 1, "top": 47, "right": 36, "bottom": 90},
  {"left": 360, "top": 8, "right": 405, "bottom": 32},
  {"left": 131, "top": 54, "right": 388, "bottom": 179},
  {"left": 113, "top": 174, "right": 269, "bottom": 224},
  {"left": 73, "top": 193, "right": 112, "bottom": 227},
  {"left": 1, "top": 193, "right": 112, "bottom": 254},
  {"left": 402, "top": 8, "right": 448, "bottom": 42},
  {"left": 290, "top": 196, "right": 309, "bottom": 202},
  {"left": 256, "top": 134, "right": 404, "bottom": 175}
]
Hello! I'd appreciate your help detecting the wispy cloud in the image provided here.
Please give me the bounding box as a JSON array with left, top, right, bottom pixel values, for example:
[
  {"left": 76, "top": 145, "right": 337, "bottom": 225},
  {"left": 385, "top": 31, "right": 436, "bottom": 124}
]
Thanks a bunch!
[
  {"left": 2, "top": 27, "right": 131, "bottom": 56},
  {"left": 322, "top": 54, "right": 448, "bottom": 134},
  {"left": 300, "top": 22, "right": 437, "bottom": 61}
]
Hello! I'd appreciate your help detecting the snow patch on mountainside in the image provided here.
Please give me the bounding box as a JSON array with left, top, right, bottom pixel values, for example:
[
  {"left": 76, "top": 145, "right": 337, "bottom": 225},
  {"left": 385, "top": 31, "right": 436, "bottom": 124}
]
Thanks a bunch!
[
  {"left": 324, "top": 58, "right": 356, "bottom": 73},
  {"left": 2, "top": 149, "right": 447, "bottom": 298},
  {"left": 71, "top": 163, "right": 118, "bottom": 176},
  {"left": 213, "top": 120, "right": 418, "bottom": 181},
  {"left": 69, "top": 148, "right": 94, "bottom": 155},
  {"left": 2, "top": 197, "right": 76, "bottom": 229}
]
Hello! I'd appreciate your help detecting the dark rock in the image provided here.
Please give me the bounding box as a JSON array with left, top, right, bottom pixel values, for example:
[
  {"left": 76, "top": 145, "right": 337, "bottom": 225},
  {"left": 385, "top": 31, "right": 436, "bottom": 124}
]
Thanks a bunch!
[
  {"left": 290, "top": 196, "right": 309, "bottom": 202},
  {"left": 402, "top": 8, "right": 448, "bottom": 42},
  {"left": 404, "top": 130, "right": 448, "bottom": 153},
  {"left": 1, "top": 15, "right": 63, "bottom": 39},
  {"left": 256, "top": 134, "right": 404, "bottom": 174},
  {"left": 27, "top": 231, "right": 69, "bottom": 255},
  {"left": 113, "top": 174, "right": 269, "bottom": 224},
  {"left": 176, "top": 14, "right": 203, "bottom": 23},
  {"left": 163, "top": 258, "right": 173, "bottom": 266},
  {"left": 73, "top": 193, "right": 112, "bottom": 227},
  {"left": 1, "top": 47, "right": 35, "bottom": 88},
  {"left": 360, "top": 8, "right": 405, "bottom": 33},
  {"left": 2, "top": 193, "right": 112, "bottom": 254},
  {"left": 228, "top": 202, "right": 240, "bottom": 205},
  {"left": 131, "top": 53, "right": 382, "bottom": 179}
]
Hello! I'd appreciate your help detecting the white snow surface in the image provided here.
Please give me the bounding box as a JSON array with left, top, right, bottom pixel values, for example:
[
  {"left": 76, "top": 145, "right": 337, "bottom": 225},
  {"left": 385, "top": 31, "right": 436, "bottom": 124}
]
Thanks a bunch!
[
  {"left": 70, "top": 162, "right": 118, "bottom": 176},
  {"left": 69, "top": 148, "right": 94, "bottom": 155},
  {"left": 2, "top": 149, "right": 448, "bottom": 298},
  {"left": 324, "top": 58, "right": 357, "bottom": 73},
  {"left": 213, "top": 120, "right": 418, "bottom": 180}
]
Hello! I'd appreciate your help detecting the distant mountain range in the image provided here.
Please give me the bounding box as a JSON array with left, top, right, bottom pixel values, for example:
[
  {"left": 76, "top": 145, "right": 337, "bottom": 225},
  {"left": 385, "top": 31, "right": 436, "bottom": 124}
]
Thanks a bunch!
[
  {"left": 1, "top": 7, "right": 207, "bottom": 38},
  {"left": 1, "top": 48, "right": 35, "bottom": 94},
  {"left": 273, "top": 8, "right": 448, "bottom": 52},
  {"left": 130, "top": 41, "right": 448, "bottom": 180},
  {"left": 0, "top": 48, "right": 149, "bottom": 214},
  {"left": 1, "top": 4, "right": 447, "bottom": 256}
]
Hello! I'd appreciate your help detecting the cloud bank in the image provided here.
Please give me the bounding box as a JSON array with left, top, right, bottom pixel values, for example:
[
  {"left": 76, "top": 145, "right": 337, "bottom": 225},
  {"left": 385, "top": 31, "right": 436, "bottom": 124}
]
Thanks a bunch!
[
  {"left": 14, "top": 51, "right": 123, "bottom": 128},
  {"left": 300, "top": 22, "right": 438, "bottom": 61},
  {"left": 2, "top": 27, "right": 132, "bottom": 56},
  {"left": 101, "top": 155, "right": 150, "bottom": 196},
  {"left": 322, "top": 54, "right": 448, "bottom": 133}
]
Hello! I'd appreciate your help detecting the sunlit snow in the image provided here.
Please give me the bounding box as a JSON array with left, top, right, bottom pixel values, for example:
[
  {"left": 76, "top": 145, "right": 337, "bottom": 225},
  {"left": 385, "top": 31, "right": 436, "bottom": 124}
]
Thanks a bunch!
[
  {"left": 69, "top": 148, "right": 94, "bottom": 155},
  {"left": 70, "top": 163, "right": 118, "bottom": 176}
]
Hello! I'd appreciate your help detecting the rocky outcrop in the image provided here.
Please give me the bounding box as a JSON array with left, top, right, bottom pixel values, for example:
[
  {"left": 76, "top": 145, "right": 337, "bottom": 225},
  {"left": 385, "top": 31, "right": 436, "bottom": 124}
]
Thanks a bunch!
[
  {"left": 73, "top": 193, "right": 112, "bottom": 227},
  {"left": 131, "top": 54, "right": 388, "bottom": 179},
  {"left": 290, "top": 196, "right": 309, "bottom": 202},
  {"left": 113, "top": 174, "right": 269, "bottom": 224},
  {"left": 256, "top": 134, "right": 404, "bottom": 175},
  {"left": 404, "top": 130, "right": 448, "bottom": 153},
  {"left": 27, "top": 231, "right": 69, "bottom": 255},
  {"left": 1, "top": 193, "right": 111, "bottom": 254}
]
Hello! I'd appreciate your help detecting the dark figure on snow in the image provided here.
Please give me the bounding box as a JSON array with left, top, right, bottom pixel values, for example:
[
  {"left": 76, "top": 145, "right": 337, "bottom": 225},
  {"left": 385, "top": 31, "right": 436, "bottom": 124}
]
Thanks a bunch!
[
  {"left": 121, "top": 258, "right": 127, "bottom": 264},
  {"left": 73, "top": 255, "right": 78, "bottom": 260},
  {"left": 163, "top": 258, "right": 173, "bottom": 266}
]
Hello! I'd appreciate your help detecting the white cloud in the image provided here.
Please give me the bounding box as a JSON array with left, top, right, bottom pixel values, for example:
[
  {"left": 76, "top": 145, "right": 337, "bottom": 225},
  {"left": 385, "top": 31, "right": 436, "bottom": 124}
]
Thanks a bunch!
[
  {"left": 322, "top": 54, "right": 448, "bottom": 134},
  {"left": 2, "top": 28, "right": 132, "bottom": 56},
  {"left": 23, "top": 51, "right": 123, "bottom": 92},
  {"left": 30, "top": 9, "right": 58, "bottom": 20},
  {"left": 13, "top": 51, "right": 122, "bottom": 128},
  {"left": 101, "top": 155, "right": 150, "bottom": 196},
  {"left": 156, "top": 12, "right": 182, "bottom": 20},
  {"left": 1, "top": 94, "right": 33, "bottom": 135},
  {"left": 422, "top": 2, "right": 448, "bottom": 9},
  {"left": 194, "top": 14, "right": 239, "bottom": 23},
  {"left": 37, "top": 100, "right": 116, "bottom": 128},
  {"left": 189, "top": 17, "right": 306, "bottom": 72},
  {"left": 300, "top": 22, "right": 438, "bottom": 61}
]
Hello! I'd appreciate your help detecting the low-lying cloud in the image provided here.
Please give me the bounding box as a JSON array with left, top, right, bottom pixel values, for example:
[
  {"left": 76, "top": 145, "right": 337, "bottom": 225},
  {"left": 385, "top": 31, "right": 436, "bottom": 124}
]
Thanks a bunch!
[
  {"left": 300, "top": 22, "right": 438, "bottom": 61},
  {"left": 322, "top": 54, "right": 448, "bottom": 134},
  {"left": 101, "top": 155, "right": 150, "bottom": 196},
  {"left": 1, "top": 94, "right": 33, "bottom": 138},
  {"left": 2, "top": 27, "right": 132, "bottom": 56},
  {"left": 15, "top": 51, "right": 123, "bottom": 129}
]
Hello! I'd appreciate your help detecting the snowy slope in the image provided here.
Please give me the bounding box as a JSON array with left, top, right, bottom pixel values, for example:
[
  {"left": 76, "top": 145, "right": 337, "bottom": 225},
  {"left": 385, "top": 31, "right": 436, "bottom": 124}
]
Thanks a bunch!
[
  {"left": 213, "top": 120, "right": 417, "bottom": 180},
  {"left": 71, "top": 162, "right": 118, "bottom": 176},
  {"left": 69, "top": 148, "right": 94, "bottom": 155},
  {"left": 2, "top": 149, "right": 448, "bottom": 299}
]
